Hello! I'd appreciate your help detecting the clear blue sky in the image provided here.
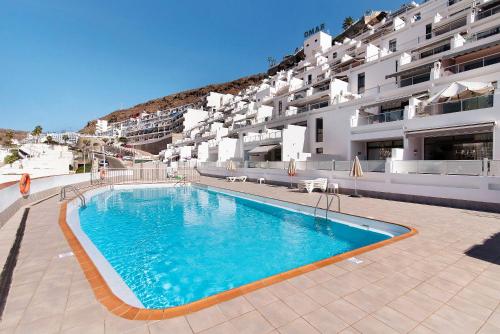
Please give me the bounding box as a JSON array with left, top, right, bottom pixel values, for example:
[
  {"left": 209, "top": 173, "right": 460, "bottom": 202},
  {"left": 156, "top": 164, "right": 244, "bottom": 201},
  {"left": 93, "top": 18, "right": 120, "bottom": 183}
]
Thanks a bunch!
[{"left": 1, "top": 0, "right": 405, "bottom": 132}]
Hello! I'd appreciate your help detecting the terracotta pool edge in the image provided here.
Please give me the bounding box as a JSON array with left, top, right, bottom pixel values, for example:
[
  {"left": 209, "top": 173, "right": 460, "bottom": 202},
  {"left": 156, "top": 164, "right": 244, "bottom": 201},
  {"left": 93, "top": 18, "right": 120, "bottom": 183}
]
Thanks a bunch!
[{"left": 58, "top": 200, "right": 418, "bottom": 320}]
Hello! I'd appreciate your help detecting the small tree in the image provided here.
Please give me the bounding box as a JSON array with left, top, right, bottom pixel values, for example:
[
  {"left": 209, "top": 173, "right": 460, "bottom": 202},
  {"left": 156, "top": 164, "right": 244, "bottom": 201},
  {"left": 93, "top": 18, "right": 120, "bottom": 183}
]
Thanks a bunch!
[
  {"left": 32, "top": 125, "right": 43, "bottom": 143},
  {"left": 342, "top": 16, "right": 354, "bottom": 31},
  {"left": 102, "top": 138, "right": 109, "bottom": 145},
  {"left": 4, "top": 150, "right": 20, "bottom": 165},
  {"left": 62, "top": 134, "right": 69, "bottom": 145},
  {"left": 46, "top": 135, "right": 54, "bottom": 145},
  {"left": 118, "top": 137, "right": 128, "bottom": 145},
  {"left": 5, "top": 130, "right": 14, "bottom": 147}
]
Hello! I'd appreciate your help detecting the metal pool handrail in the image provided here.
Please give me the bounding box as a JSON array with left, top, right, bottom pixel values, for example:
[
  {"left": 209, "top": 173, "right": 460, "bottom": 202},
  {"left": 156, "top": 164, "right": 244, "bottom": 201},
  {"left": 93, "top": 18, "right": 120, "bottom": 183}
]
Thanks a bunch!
[
  {"left": 60, "top": 185, "right": 86, "bottom": 208},
  {"left": 314, "top": 193, "right": 341, "bottom": 221}
]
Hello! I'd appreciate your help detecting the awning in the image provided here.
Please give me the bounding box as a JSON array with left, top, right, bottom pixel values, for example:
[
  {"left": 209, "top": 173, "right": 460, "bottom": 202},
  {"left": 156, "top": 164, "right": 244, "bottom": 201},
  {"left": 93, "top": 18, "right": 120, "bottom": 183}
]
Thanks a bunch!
[
  {"left": 405, "top": 122, "right": 495, "bottom": 138},
  {"left": 248, "top": 145, "right": 280, "bottom": 155},
  {"left": 385, "top": 62, "right": 434, "bottom": 79},
  {"left": 361, "top": 92, "right": 425, "bottom": 109},
  {"left": 442, "top": 40, "right": 500, "bottom": 60},
  {"left": 426, "top": 81, "right": 494, "bottom": 103}
]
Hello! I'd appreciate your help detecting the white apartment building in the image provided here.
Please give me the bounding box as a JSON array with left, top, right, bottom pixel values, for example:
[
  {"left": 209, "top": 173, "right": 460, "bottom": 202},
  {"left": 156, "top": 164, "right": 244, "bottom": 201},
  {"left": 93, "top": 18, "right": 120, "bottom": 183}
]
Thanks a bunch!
[{"left": 163, "top": 0, "right": 500, "bottom": 167}]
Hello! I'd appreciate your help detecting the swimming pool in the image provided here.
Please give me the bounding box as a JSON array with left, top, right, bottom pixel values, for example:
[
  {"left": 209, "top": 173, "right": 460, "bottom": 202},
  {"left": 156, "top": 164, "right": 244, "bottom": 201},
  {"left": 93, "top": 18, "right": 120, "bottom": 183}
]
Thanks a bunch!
[{"left": 67, "top": 184, "right": 411, "bottom": 310}]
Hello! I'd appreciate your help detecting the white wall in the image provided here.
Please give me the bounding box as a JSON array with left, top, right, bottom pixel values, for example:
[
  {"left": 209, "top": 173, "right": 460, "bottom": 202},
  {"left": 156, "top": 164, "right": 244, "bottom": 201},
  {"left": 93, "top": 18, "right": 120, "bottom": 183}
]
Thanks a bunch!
[
  {"left": 197, "top": 166, "right": 500, "bottom": 205},
  {"left": 282, "top": 125, "right": 307, "bottom": 161},
  {"left": 0, "top": 173, "right": 91, "bottom": 214},
  {"left": 218, "top": 138, "right": 239, "bottom": 162}
]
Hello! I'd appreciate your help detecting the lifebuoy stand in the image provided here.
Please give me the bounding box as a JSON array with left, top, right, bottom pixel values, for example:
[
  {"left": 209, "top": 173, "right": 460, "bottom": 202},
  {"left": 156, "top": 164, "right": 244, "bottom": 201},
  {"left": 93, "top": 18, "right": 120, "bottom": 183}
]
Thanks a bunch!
[{"left": 19, "top": 173, "right": 30, "bottom": 196}]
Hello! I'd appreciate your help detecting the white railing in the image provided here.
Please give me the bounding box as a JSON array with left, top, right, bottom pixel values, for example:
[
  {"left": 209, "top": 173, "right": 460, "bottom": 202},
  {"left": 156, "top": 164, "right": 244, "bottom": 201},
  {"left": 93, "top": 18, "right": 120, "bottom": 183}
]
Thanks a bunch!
[
  {"left": 477, "top": 4, "right": 500, "bottom": 20},
  {"left": 443, "top": 51, "right": 500, "bottom": 75},
  {"left": 391, "top": 160, "right": 485, "bottom": 176},
  {"left": 198, "top": 159, "right": 500, "bottom": 177},
  {"left": 243, "top": 131, "right": 282, "bottom": 143},
  {"left": 490, "top": 160, "right": 500, "bottom": 176},
  {"left": 91, "top": 166, "right": 200, "bottom": 185},
  {"left": 417, "top": 94, "right": 495, "bottom": 117},
  {"left": 353, "top": 109, "right": 404, "bottom": 126},
  {"left": 240, "top": 160, "right": 386, "bottom": 172}
]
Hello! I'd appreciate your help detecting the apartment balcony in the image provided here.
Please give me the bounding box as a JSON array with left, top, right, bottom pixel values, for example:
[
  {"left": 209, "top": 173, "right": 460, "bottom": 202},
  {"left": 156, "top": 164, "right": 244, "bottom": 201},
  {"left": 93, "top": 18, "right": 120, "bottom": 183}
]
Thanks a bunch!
[
  {"left": 476, "top": 2, "right": 500, "bottom": 21},
  {"left": 442, "top": 49, "right": 500, "bottom": 77},
  {"left": 351, "top": 109, "right": 405, "bottom": 127},
  {"left": 296, "top": 100, "right": 330, "bottom": 114},
  {"left": 416, "top": 93, "right": 494, "bottom": 117},
  {"left": 243, "top": 131, "right": 282, "bottom": 145}
]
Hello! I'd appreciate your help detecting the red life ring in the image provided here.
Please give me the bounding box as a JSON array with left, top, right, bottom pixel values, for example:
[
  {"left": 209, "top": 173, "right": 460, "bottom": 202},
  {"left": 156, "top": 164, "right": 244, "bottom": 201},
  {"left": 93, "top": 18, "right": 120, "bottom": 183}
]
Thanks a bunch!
[{"left": 19, "top": 173, "right": 31, "bottom": 195}]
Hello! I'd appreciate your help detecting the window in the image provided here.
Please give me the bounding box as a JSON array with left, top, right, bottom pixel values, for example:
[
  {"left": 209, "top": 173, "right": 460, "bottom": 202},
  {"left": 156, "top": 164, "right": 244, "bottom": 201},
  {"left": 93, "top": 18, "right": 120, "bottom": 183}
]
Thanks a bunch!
[
  {"left": 357, "top": 73, "right": 365, "bottom": 94},
  {"left": 316, "top": 147, "right": 323, "bottom": 154},
  {"left": 307, "top": 74, "right": 312, "bottom": 84},
  {"left": 413, "top": 12, "right": 421, "bottom": 21},
  {"left": 315, "top": 118, "right": 323, "bottom": 142},
  {"left": 389, "top": 39, "right": 397, "bottom": 52},
  {"left": 278, "top": 101, "right": 283, "bottom": 115},
  {"left": 332, "top": 52, "right": 337, "bottom": 59},
  {"left": 425, "top": 24, "right": 432, "bottom": 40}
]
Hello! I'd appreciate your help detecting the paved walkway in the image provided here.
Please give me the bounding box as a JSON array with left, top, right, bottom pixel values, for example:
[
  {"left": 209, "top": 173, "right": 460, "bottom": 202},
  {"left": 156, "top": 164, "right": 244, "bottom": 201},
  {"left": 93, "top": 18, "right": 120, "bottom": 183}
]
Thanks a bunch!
[{"left": 0, "top": 177, "right": 499, "bottom": 333}]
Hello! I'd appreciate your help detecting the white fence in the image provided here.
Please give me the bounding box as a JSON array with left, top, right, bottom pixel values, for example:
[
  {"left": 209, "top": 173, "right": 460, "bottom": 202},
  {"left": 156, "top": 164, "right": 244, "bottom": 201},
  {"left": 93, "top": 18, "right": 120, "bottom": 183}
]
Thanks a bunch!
[{"left": 198, "top": 159, "right": 499, "bottom": 176}]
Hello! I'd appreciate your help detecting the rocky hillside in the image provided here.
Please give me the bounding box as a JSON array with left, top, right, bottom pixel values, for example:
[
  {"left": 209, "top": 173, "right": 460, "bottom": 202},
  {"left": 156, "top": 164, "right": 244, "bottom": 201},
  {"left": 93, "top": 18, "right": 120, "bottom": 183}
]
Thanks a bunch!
[
  {"left": 80, "top": 73, "right": 267, "bottom": 134},
  {"left": 0, "top": 128, "right": 27, "bottom": 145}
]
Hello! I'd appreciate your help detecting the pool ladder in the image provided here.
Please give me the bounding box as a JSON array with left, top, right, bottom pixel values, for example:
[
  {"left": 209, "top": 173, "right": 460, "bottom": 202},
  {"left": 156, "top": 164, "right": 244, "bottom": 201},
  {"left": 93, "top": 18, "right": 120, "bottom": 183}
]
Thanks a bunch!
[
  {"left": 313, "top": 193, "right": 340, "bottom": 221},
  {"left": 60, "top": 185, "right": 86, "bottom": 208}
]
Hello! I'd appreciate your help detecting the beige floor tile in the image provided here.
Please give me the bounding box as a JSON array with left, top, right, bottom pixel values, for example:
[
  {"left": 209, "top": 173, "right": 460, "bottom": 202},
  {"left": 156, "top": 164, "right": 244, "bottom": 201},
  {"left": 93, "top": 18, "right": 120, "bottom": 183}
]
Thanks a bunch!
[
  {"left": 259, "top": 300, "right": 300, "bottom": 328},
  {"left": 267, "top": 281, "right": 300, "bottom": 300},
  {"left": 149, "top": 316, "right": 193, "bottom": 334},
  {"left": 303, "top": 285, "right": 339, "bottom": 306},
  {"left": 282, "top": 293, "right": 321, "bottom": 316},
  {"left": 229, "top": 310, "right": 274, "bottom": 334},
  {"left": 305, "top": 269, "right": 333, "bottom": 284},
  {"left": 218, "top": 296, "right": 254, "bottom": 319},
  {"left": 60, "top": 323, "right": 104, "bottom": 334},
  {"left": 199, "top": 322, "right": 238, "bottom": 334},
  {"left": 14, "top": 314, "right": 63, "bottom": 334},
  {"left": 423, "top": 305, "right": 483, "bottom": 334},
  {"left": 287, "top": 275, "right": 317, "bottom": 291},
  {"left": 278, "top": 318, "right": 320, "bottom": 334},
  {"left": 446, "top": 295, "right": 493, "bottom": 322},
  {"left": 186, "top": 306, "right": 228, "bottom": 333},
  {"left": 104, "top": 314, "right": 149, "bottom": 334},
  {"left": 352, "top": 315, "right": 399, "bottom": 334},
  {"left": 373, "top": 306, "right": 418, "bottom": 333},
  {"left": 478, "top": 323, "right": 500, "bottom": 334},
  {"left": 245, "top": 288, "right": 279, "bottom": 309},
  {"left": 324, "top": 299, "right": 366, "bottom": 325},
  {"left": 303, "top": 307, "right": 349, "bottom": 333}
]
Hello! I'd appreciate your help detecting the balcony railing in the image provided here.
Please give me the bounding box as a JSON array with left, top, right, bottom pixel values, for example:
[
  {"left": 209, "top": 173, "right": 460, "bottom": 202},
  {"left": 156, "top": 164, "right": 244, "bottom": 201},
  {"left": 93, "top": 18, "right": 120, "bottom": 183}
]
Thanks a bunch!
[
  {"left": 354, "top": 109, "right": 404, "bottom": 126},
  {"left": 243, "top": 131, "right": 282, "bottom": 143},
  {"left": 417, "top": 94, "right": 494, "bottom": 117},
  {"left": 400, "top": 72, "right": 430, "bottom": 87},
  {"left": 443, "top": 51, "right": 500, "bottom": 75},
  {"left": 297, "top": 100, "right": 330, "bottom": 113},
  {"left": 477, "top": 4, "right": 500, "bottom": 20}
]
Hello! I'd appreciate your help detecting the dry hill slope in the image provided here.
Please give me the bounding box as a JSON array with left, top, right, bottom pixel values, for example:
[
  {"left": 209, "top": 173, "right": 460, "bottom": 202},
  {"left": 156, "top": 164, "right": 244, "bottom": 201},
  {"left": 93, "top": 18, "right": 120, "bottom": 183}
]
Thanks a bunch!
[{"left": 80, "top": 73, "right": 267, "bottom": 134}]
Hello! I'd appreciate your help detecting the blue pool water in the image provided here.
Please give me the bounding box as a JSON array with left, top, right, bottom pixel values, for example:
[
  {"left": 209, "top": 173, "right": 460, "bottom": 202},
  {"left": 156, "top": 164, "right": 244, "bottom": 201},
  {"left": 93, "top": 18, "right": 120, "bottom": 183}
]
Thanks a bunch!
[{"left": 78, "top": 186, "right": 390, "bottom": 308}]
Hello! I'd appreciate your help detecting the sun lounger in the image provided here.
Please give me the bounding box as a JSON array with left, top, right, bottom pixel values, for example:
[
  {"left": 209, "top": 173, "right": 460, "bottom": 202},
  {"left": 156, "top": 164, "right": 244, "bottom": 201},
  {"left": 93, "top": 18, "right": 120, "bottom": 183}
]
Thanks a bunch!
[
  {"left": 298, "top": 178, "right": 328, "bottom": 193},
  {"left": 236, "top": 176, "right": 247, "bottom": 182},
  {"left": 226, "top": 176, "right": 247, "bottom": 182}
]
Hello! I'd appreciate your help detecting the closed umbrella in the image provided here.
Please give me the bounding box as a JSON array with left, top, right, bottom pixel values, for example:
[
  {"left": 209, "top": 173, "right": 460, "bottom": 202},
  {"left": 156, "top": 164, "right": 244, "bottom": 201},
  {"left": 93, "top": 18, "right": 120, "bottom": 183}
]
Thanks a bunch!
[
  {"left": 350, "top": 156, "right": 363, "bottom": 197},
  {"left": 226, "top": 160, "right": 235, "bottom": 177},
  {"left": 287, "top": 159, "right": 296, "bottom": 189}
]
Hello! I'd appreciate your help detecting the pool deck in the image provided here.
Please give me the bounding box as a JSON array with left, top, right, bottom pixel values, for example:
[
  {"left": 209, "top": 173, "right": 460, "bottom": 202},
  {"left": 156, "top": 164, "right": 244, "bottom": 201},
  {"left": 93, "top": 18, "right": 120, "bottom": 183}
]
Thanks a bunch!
[{"left": 1, "top": 176, "right": 499, "bottom": 334}]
